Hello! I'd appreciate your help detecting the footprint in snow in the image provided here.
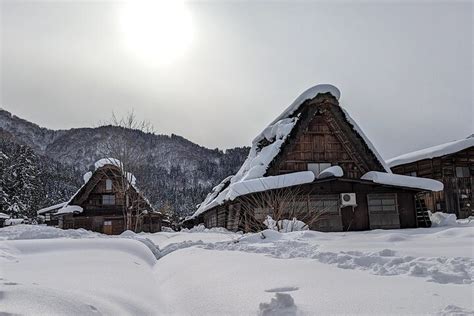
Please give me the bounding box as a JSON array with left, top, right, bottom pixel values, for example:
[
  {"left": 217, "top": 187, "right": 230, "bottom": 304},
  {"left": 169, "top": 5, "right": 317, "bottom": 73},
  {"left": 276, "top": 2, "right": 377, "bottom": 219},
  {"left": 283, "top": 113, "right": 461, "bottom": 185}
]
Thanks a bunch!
[{"left": 3, "top": 282, "right": 18, "bottom": 286}]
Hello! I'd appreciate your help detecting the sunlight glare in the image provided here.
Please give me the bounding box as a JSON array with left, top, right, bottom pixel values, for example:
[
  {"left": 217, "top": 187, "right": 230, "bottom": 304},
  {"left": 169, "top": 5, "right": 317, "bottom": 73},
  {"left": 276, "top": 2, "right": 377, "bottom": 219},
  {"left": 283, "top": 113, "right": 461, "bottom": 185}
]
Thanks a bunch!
[{"left": 119, "top": 0, "right": 193, "bottom": 66}]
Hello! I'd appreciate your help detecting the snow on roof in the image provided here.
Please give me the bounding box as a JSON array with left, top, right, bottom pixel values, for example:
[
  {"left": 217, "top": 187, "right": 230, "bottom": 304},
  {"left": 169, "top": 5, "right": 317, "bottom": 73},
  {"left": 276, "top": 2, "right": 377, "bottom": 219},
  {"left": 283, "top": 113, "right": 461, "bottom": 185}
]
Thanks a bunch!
[
  {"left": 55, "top": 205, "right": 83, "bottom": 215},
  {"left": 83, "top": 171, "right": 92, "bottom": 184},
  {"left": 0, "top": 212, "right": 10, "bottom": 219},
  {"left": 318, "top": 166, "right": 344, "bottom": 179},
  {"left": 189, "top": 83, "right": 392, "bottom": 220},
  {"left": 386, "top": 136, "right": 474, "bottom": 167},
  {"left": 193, "top": 171, "right": 315, "bottom": 218},
  {"left": 37, "top": 202, "right": 67, "bottom": 215},
  {"left": 361, "top": 171, "right": 443, "bottom": 192},
  {"left": 94, "top": 158, "right": 122, "bottom": 170},
  {"left": 270, "top": 84, "right": 341, "bottom": 125},
  {"left": 56, "top": 158, "right": 151, "bottom": 215}
]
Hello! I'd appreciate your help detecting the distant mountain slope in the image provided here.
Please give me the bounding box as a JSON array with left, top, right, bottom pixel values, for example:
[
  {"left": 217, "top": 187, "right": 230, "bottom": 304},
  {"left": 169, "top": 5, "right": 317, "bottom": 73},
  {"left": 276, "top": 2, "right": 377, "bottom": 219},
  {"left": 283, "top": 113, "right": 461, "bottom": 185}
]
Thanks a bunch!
[{"left": 0, "top": 108, "right": 249, "bottom": 217}]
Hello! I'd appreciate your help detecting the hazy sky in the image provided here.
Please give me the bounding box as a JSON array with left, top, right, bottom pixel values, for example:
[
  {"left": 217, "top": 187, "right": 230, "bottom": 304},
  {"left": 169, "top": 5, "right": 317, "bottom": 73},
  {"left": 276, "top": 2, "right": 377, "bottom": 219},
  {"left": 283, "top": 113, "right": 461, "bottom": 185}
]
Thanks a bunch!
[{"left": 1, "top": 0, "right": 472, "bottom": 159}]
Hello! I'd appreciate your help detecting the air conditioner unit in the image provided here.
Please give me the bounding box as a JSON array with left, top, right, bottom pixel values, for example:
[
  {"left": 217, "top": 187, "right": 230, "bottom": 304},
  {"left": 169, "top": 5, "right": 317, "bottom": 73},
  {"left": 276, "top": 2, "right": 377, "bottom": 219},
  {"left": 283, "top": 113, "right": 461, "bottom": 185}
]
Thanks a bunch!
[{"left": 340, "top": 193, "right": 357, "bottom": 207}]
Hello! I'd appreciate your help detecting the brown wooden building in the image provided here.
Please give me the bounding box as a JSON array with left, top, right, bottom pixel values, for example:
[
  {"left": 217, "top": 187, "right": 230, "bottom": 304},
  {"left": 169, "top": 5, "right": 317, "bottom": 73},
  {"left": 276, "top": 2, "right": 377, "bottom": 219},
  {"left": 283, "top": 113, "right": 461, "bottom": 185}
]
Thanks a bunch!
[
  {"left": 51, "top": 161, "right": 162, "bottom": 234},
  {"left": 388, "top": 136, "right": 473, "bottom": 219},
  {"left": 184, "top": 84, "right": 443, "bottom": 232}
]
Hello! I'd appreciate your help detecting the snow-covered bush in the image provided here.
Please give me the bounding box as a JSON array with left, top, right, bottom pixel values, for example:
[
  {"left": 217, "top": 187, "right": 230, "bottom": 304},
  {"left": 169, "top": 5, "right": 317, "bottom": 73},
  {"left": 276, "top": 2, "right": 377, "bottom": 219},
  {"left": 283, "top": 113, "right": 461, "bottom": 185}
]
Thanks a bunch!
[
  {"left": 263, "top": 216, "right": 308, "bottom": 233},
  {"left": 429, "top": 211, "right": 458, "bottom": 227}
]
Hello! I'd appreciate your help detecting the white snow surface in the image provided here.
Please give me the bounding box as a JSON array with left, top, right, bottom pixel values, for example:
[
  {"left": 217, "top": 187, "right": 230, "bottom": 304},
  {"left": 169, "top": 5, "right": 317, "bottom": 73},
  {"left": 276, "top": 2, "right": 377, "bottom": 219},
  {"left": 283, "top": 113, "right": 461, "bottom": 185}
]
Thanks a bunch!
[
  {"left": 1, "top": 223, "right": 473, "bottom": 315},
  {"left": 318, "top": 165, "right": 343, "bottom": 179},
  {"left": 361, "top": 171, "right": 444, "bottom": 191},
  {"left": 387, "top": 135, "right": 474, "bottom": 167}
]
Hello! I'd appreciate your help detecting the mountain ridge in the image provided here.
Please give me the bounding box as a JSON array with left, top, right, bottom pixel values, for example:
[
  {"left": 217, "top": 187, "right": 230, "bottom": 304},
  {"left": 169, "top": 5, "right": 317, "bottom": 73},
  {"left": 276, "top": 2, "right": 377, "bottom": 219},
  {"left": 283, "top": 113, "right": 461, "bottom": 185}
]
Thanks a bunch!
[{"left": 0, "top": 108, "right": 249, "bottom": 217}]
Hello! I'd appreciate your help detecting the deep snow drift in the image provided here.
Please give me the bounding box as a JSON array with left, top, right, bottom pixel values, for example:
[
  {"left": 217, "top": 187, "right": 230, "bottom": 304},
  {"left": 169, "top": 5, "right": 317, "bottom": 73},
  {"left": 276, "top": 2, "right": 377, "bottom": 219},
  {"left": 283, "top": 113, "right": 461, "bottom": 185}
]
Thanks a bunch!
[{"left": 1, "top": 222, "right": 473, "bottom": 315}]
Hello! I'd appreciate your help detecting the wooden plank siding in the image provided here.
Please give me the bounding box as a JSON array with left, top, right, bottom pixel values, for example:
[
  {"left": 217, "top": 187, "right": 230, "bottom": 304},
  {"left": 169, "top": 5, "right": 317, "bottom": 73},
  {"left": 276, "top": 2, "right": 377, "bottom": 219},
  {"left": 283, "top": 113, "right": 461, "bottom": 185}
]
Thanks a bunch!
[{"left": 391, "top": 147, "right": 473, "bottom": 218}]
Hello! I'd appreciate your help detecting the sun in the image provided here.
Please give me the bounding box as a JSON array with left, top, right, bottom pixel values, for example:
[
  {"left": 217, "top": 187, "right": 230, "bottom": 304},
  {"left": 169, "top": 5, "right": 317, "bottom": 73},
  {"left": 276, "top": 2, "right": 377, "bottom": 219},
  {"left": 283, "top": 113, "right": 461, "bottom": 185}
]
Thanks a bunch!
[{"left": 118, "top": 0, "right": 193, "bottom": 66}]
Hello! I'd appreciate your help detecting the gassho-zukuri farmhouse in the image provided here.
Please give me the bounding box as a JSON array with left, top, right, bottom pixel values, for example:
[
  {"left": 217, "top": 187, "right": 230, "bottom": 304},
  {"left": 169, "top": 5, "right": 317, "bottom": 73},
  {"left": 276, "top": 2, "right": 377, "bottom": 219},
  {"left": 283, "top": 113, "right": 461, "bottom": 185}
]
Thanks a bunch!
[{"left": 184, "top": 84, "right": 444, "bottom": 232}]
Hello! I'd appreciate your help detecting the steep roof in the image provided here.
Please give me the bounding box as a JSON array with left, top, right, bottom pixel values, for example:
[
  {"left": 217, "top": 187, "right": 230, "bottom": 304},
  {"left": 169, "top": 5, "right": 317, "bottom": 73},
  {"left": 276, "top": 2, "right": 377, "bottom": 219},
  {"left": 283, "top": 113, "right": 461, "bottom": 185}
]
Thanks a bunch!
[
  {"left": 55, "top": 158, "right": 155, "bottom": 215},
  {"left": 189, "top": 84, "right": 393, "bottom": 220},
  {"left": 37, "top": 202, "right": 66, "bottom": 215},
  {"left": 387, "top": 135, "right": 474, "bottom": 167}
]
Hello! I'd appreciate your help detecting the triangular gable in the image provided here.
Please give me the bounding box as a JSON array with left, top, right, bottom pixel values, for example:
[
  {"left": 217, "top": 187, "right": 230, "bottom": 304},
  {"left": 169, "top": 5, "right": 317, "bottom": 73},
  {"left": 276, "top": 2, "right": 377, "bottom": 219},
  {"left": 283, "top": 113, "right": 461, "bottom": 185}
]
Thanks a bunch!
[
  {"left": 266, "top": 93, "right": 389, "bottom": 178},
  {"left": 57, "top": 160, "right": 155, "bottom": 214}
]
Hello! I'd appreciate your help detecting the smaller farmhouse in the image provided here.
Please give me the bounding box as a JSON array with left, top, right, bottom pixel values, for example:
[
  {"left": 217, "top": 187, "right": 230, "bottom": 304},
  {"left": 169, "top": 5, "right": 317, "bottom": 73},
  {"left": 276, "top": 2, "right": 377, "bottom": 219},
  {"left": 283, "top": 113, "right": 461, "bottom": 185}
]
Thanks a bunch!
[
  {"left": 387, "top": 136, "right": 473, "bottom": 219},
  {"left": 40, "top": 158, "right": 162, "bottom": 234},
  {"left": 184, "top": 84, "right": 443, "bottom": 232}
]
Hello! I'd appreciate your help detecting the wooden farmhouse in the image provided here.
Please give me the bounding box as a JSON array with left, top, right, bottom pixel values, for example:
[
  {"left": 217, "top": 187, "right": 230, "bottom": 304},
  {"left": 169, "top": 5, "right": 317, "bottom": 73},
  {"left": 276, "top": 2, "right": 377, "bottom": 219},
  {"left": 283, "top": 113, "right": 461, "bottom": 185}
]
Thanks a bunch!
[
  {"left": 184, "top": 84, "right": 443, "bottom": 232},
  {"left": 43, "top": 159, "right": 162, "bottom": 234},
  {"left": 387, "top": 136, "right": 473, "bottom": 219}
]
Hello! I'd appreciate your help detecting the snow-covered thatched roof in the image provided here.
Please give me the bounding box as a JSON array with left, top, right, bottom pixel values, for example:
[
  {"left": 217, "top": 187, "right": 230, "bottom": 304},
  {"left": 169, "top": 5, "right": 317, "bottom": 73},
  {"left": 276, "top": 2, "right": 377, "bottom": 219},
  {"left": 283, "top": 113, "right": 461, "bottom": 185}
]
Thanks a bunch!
[
  {"left": 387, "top": 135, "right": 474, "bottom": 167},
  {"left": 189, "top": 84, "right": 395, "bottom": 220},
  {"left": 37, "top": 202, "right": 66, "bottom": 215},
  {"left": 54, "top": 158, "right": 153, "bottom": 215}
]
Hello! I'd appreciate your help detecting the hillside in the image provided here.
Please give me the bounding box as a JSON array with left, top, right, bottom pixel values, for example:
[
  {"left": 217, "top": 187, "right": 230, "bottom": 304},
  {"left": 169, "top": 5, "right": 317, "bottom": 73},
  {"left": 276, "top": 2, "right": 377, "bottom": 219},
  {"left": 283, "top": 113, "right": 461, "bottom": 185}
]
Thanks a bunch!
[{"left": 0, "top": 108, "right": 249, "bottom": 217}]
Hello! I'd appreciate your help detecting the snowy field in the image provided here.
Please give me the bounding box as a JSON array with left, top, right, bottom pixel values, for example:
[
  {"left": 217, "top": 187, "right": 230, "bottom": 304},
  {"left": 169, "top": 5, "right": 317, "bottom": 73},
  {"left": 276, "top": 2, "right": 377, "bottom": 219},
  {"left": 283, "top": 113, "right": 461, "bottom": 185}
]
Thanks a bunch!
[{"left": 0, "top": 221, "right": 473, "bottom": 315}]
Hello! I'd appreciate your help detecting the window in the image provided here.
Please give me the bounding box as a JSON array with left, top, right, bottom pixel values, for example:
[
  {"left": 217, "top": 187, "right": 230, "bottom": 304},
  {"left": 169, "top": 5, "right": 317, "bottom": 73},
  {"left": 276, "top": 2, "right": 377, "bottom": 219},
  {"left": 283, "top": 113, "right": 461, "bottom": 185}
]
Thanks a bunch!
[
  {"left": 45, "top": 214, "right": 51, "bottom": 221},
  {"left": 105, "top": 179, "right": 113, "bottom": 191},
  {"left": 103, "top": 220, "right": 112, "bottom": 226},
  {"left": 367, "top": 194, "right": 398, "bottom": 213},
  {"left": 102, "top": 195, "right": 115, "bottom": 205},
  {"left": 308, "top": 162, "right": 331, "bottom": 177},
  {"left": 456, "top": 167, "right": 470, "bottom": 178},
  {"left": 406, "top": 171, "right": 417, "bottom": 177},
  {"left": 309, "top": 195, "right": 339, "bottom": 214}
]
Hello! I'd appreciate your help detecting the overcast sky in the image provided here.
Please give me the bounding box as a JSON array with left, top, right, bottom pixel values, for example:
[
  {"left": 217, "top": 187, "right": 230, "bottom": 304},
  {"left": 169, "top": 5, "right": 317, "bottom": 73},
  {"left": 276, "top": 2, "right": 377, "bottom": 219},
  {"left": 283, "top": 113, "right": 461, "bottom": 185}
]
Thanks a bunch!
[{"left": 1, "top": 0, "right": 472, "bottom": 159}]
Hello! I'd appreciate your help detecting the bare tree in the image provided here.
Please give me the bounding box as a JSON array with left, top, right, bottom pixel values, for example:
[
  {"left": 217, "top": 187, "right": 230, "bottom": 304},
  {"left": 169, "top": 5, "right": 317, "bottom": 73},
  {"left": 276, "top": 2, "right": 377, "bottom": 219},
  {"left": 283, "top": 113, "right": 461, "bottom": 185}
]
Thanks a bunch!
[
  {"left": 98, "top": 111, "right": 155, "bottom": 231},
  {"left": 236, "top": 183, "right": 333, "bottom": 232}
]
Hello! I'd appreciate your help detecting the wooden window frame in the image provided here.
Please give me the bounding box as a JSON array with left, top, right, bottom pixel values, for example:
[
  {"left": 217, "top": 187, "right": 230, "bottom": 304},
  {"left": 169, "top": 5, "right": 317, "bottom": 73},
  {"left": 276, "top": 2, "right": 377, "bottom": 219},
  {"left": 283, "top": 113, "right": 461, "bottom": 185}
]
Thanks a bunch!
[
  {"left": 105, "top": 179, "right": 113, "bottom": 192},
  {"left": 102, "top": 194, "right": 116, "bottom": 205},
  {"left": 367, "top": 193, "right": 398, "bottom": 214}
]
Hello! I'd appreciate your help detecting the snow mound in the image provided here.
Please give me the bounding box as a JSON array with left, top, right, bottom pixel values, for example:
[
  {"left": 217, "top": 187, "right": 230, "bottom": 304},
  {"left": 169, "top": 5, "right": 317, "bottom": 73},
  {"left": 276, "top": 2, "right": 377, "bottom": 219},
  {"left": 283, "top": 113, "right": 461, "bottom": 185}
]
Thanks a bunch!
[
  {"left": 180, "top": 224, "right": 234, "bottom": 234},
  {"left": 259, "top": 293, "right": 299, "bottom": 316},
  {"left": 430, "top": 212, "right": 458, "bottom": 227},
  {"left": 436, "top": 304, "right": 474, "bottom": 315},
  {"left": 203, "top": 230, "right": 474, "bottom": 285},
  {"left": 264, "top": 216, "right": 309, "bottom": 233},
  {"left": 0, "top": 224, "right": 101, "bottom": 240}
]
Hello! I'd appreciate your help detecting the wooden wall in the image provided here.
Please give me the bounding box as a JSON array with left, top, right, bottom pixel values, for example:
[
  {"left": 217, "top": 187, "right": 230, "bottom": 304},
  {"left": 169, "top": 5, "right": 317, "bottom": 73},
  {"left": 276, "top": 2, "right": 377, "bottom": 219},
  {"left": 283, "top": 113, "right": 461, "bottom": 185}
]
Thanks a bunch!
[
  {"left": 201, "top": 180, "right": 419, "bottom": 233},
  {"left": 391, "top": 147, "right": 473, "bottom": 218}
]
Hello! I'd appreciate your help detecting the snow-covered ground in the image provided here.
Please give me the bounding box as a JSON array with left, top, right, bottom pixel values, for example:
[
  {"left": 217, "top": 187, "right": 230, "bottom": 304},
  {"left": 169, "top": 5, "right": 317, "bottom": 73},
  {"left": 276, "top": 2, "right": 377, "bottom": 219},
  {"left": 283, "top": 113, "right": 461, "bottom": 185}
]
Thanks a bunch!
[{"left": 1, "top": 221, "right": 473, "bottom": 315}]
